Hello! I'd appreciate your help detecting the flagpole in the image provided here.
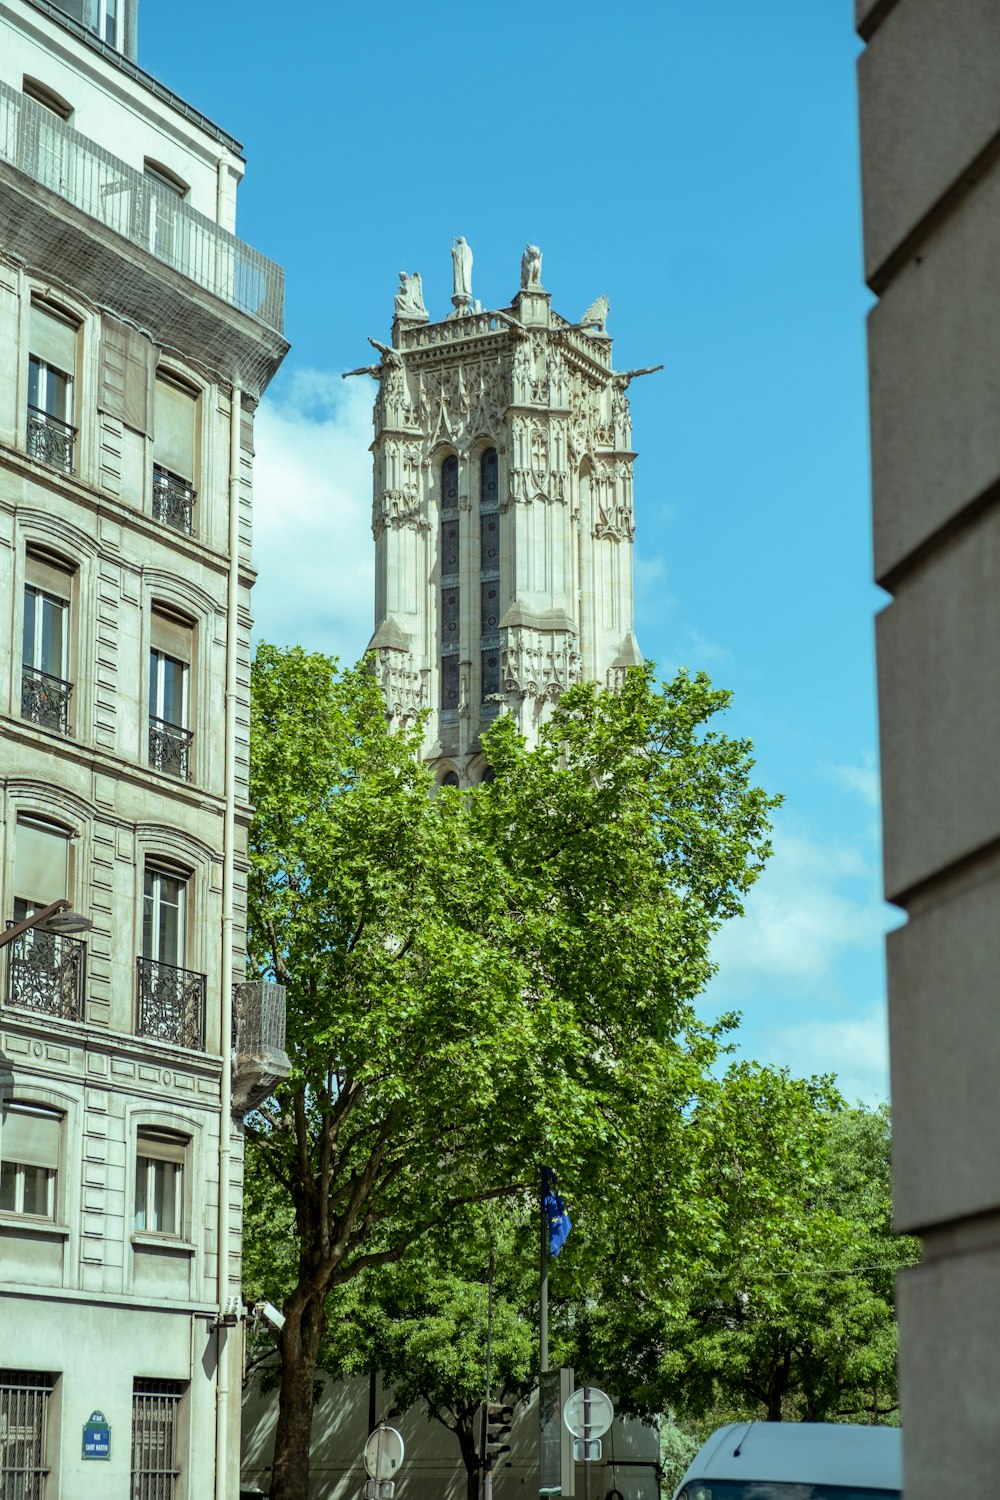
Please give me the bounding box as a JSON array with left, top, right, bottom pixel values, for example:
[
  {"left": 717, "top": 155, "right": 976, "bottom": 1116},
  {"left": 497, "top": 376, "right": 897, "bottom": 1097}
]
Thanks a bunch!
[{"left": 540, "top": 1168, "right": 549, "bottom": 1374}]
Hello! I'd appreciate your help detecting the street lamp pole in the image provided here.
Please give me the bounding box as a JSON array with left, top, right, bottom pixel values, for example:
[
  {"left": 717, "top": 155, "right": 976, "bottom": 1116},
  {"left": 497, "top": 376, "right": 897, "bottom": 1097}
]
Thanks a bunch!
[{"left": 0, "top": 899, "right": 91, "bottom": 949}]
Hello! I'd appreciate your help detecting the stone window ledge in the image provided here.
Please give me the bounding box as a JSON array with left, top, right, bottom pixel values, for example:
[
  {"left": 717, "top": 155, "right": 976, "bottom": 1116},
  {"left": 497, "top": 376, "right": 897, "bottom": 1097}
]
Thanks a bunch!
[
  {"left": 131, "top": 1232, "right": 195, "bottom": 1255},
  {"left": 0, "top": 1215, "right": 70, "bottom": 1238}
]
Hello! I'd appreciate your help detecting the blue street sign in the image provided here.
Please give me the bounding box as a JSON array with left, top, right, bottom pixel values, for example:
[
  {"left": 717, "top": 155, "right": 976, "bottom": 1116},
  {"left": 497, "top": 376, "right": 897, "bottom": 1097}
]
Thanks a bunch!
[{"left": 82, "top": 1410, "right": 111, "bottom": 1460}]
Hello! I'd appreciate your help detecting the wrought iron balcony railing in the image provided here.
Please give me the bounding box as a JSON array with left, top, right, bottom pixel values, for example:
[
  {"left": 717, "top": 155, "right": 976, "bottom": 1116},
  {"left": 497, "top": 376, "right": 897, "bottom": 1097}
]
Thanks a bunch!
[
  {"left": 26, "top": 404, "right": 77, "bottom": 472},
  {"left": 21, "top": 664, "right": 72, "bottom": 735},
  {"left": 136, "top": 956, "right": 206, "bottom": 1050},
  {"left": 148, "top": 716, "right": 193, "bottom": 780},
  {"left": 5, "top": 927, "right": 85, "bottom": 1021},
  {"left": 0, "top": 79, "right": 284, "bottom": 333},
  {"left": 152, "top": 465, "right": 196, "bottom": 535}
]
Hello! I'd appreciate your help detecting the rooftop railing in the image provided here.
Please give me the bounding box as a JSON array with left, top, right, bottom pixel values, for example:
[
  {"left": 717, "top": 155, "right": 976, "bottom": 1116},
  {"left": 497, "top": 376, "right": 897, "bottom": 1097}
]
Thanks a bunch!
[{"left": 0, "top": 79, "right": 283, "bottom": 334}]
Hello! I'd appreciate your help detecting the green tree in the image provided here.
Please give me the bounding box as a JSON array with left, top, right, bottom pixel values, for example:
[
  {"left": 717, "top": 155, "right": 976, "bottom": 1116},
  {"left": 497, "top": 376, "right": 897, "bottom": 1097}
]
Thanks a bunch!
[
  {"left": 573, "top": 1068, "right": 917, "bottom": 1425},
  {"left": 361, "top": 1205, "right": 538, "bottom": 1500},
  {"left": 245, "top": 645, "right": 776, "bottom": 1500}
]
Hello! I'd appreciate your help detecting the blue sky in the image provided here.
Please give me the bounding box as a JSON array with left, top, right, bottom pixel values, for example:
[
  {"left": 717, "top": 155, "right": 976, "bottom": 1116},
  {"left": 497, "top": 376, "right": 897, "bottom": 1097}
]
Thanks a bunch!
[{"left": 142, "top": 2, "right": 890, "bottom": 1101}]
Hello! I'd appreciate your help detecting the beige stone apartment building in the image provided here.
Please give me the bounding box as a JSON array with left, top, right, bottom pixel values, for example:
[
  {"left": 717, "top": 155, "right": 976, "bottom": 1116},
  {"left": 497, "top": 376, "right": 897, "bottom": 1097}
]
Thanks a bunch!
[{"left": 0, "top": 0, "right": 288, "bottom": 1493}]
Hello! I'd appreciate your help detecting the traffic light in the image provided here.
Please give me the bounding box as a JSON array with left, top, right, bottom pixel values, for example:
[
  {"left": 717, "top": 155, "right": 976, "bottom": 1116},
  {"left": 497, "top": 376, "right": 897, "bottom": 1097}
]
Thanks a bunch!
[{"left": 484, "top": 1402, "right": 514, "bottom": 1463}]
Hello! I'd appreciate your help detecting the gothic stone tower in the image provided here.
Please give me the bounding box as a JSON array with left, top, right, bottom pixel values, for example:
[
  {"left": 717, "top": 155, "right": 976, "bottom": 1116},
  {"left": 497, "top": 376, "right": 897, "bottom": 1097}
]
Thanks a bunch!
[{"left": 365, "top": 245, "right": 646, "bottom": 785}]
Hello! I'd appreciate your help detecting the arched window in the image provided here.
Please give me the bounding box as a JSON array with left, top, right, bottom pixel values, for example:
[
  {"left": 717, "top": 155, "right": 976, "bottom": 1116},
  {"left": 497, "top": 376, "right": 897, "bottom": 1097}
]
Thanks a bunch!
[
  {"left": 440, "top": 456, "right": 459, "bottom": 712},
  {"left": 441, "top": 771, "right": 460, "bottom": 789},
  {"left": 479, "top": 448, "right": 500, "bottom": 702}
]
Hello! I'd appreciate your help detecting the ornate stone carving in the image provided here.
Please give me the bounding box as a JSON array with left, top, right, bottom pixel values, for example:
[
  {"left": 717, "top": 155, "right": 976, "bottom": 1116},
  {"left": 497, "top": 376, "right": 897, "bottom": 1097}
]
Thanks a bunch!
[
  {"left": 395, "top": 271, "right": 427, "bottom": 321},
  {"left": 502, "top": 627, "right": 580, "bottom": 701},
  {"left": 592, "top": 459, "right": 635, "bottom": 542},
  {"left": 521, "top": 244, "right": 543, "bottom": 289},
  {"left": 373, "top": 441, "right": 426, "bottom": 532},
  {"left": 374, "top": 648, "right": 427, "bottom": 726}
]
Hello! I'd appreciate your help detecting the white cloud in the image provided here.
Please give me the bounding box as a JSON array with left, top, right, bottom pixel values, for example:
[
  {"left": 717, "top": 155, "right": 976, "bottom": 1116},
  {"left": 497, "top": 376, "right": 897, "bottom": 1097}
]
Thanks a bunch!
[
  {"left": 826, "top": 751, "right": 880, "bottom": 810},
  {"left": 708, "top": 824, "right": 884, "bottom": 994},
  {"left": 250, "top": 371, "right": 375, "bottom": 663},
  {"left": 770, "top": 1004, "right": 890, "bottom": 1106}
]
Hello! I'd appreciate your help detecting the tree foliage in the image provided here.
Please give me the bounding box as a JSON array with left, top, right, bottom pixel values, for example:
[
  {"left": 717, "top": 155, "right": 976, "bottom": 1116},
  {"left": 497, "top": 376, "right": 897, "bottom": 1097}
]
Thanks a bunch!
[
  {"left": 245, "top": 644, "right": 777, "bottom": 1500},
  {"left": 567, "top": 1068, "right": 917, "bottom": 1425}
]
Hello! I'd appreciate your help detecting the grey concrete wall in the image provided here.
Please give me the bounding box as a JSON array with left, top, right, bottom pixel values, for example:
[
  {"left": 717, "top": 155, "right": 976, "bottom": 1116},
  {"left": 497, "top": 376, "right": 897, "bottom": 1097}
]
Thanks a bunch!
[{"left": 858, "top": 1, "right": 1000, "bottom": 1494}]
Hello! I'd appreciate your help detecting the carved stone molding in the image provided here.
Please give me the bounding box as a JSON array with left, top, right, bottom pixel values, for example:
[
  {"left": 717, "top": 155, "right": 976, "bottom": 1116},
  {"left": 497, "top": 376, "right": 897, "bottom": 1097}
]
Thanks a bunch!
[
  {"left": 374, "top": 648, "right": 428, "bottom": 725},
  {"left": 501, "top": 626, "right": 580, "bottom": 701}
]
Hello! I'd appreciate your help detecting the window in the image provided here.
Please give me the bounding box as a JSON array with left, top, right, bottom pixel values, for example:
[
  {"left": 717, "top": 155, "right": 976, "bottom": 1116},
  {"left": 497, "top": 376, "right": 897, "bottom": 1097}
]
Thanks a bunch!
[
  {"left": 13, "top": 817, "right": 70, "bottom": 915},
  {"left": 137, "top": 866, "right": 205, "bottom": 1048},
  {"left": 440, "top": 455, "right": 460, "bottom": 712},
  {"left": 8, "top": 817, "right": 84, "bottom": 1021},
  {"left": 148, "top": 610, "right": 193, "bottom": 779},
  {"left": 479, "top": 448, "right": 501, "bottom": 701},
  {"left": 141, "top": 164, "right": 188, "bottom": 268},
  {"left": 27, "top": 303, "right": 78, "bottom": 474},
  {"left": 22, "top": 77, "right": 73, "bottom": 121},
  {"left": 134, "top": 1129, "right": 185, "bottom": 1235},
  {"left": 0, "top": 1104, "right": 61, "bottom": 1219},
  {"left": 49, "top": 0, "right": 121, "bottom": 48},
  {"left": 22, "top": 552, "right": 73, "bottom": 735},
  {"left": 131, "top": 1379, "right": 182, "bottom": 1499},
  {"left": 142, "top": 868, "right": 185, "bottom": 969},
  {"left": 0, "top": 1371, "right": 55, "bottom": 1497},
  {"left": 152, "top": 374, "right": 197, "bottom": 534}
]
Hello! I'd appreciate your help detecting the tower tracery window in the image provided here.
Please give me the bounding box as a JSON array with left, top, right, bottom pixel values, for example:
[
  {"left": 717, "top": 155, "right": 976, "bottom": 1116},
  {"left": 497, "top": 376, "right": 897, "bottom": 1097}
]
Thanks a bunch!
[
  {"left": 479, "top": 448, "right": 500, "bottom": 703},
  {"left": 439, "top": 455, "right": 460, "bottom": 712}
]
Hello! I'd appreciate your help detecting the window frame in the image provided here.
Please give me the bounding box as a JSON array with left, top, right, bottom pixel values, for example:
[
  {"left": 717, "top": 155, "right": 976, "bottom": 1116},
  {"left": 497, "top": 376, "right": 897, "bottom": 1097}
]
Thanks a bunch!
[
  {"left": 141, "top": 866, "right": 187, "bottom": 969},
  {"left": 133, "top": 1128, "right": 187, "bottom": 1239},
  {"left": 148, "top": 647, "right": 189, "bottom": 730},
  {"left": 22, "top": 76, "right": 74, "bottom": 120},
  {"left": 0, "top": 1103, "right": 63, "bottom": 1222},
  {"left": 0, "top": 1371, "right": 55, "bottom": 1497}
]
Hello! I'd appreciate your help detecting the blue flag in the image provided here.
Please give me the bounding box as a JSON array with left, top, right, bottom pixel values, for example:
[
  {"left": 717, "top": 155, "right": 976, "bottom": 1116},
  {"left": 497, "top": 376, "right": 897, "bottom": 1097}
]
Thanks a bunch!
[{"left": 542, "top": 1168, "right": 571, "bottom": 1257}]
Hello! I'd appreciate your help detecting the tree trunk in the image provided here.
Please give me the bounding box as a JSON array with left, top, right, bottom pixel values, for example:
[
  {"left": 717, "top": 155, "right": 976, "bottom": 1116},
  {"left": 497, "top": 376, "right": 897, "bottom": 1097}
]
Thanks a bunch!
[{"left": 269, "top": 1292, "right": 327, "bottom": 1500}]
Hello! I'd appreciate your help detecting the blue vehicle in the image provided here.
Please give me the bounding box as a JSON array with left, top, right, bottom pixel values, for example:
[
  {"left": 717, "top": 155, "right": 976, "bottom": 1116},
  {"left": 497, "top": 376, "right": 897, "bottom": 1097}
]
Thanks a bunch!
[{"left": 671, "top": 1421, "right": 902, "bottom": 1500}]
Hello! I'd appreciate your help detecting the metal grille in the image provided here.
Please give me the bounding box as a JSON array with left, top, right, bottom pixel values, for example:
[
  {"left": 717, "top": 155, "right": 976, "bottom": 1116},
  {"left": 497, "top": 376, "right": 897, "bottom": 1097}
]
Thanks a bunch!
[
  {"left": 130, "top": 1380, "right": 182, "bottom": 1500},
  {"left": 151, "top": 466, "right": 196, "bottom": 535},
  {"left": 233, "top": 980, "right": 287, "bottom": 1054},
  {"left": 0, "top": 1370, "right": 53, "bottom": 1500},
  {"left": 135, "top": 958, "right": 206, "bottom": 1049},
  {"left": 5, "top": 929, "right": 85, "bottom": 1020},
  {"left": 480, "top": 448, "right": 501, "bottom": 700},
  {"left": 0, "top": 80, "right": 283, "bottom": 333},
  {"left": 26, "top": 406, "right": 76, "bottom": 472},
  {"left": 21, "top": 666, "right": 72, "bottom": 735},
  {"left": 440, "top": 454, "right": 461, "bottom": 712},
  {"left": 148, "top": 717, "right": 193, "bottom": 780}
]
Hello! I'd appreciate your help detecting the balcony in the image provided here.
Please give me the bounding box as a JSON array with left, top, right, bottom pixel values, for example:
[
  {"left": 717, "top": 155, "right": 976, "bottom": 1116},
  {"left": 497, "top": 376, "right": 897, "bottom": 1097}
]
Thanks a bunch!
[
  {"left": 152, "top": 465, "right": 196, "bottom": 535},
  {"left": 136, "top": 956, "right": 206, "bottom": 1049},
  {"left": 231, "top": 980, "right": 291, "bottom": 1114},
  {"left": 5, "top": 928, "right": 86, "bottom": 1021},
  {"left": 21, "top": 665, "right": 72, "bottom": 735},
  {"left": 148, "top": 716, "right": 193, "bottom": 780},
  {"left": 26, "top": 405, "right": 77, "bottom": 473},
  {"left": 0, "top": 79, "right": 283, "bottom": 334}
]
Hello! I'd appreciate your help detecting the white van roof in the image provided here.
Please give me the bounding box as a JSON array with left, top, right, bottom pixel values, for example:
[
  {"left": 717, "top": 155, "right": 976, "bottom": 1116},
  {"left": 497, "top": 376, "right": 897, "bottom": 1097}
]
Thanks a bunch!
[{"left": 674, "top": 1422, "right": 902, "bottom": 1493}]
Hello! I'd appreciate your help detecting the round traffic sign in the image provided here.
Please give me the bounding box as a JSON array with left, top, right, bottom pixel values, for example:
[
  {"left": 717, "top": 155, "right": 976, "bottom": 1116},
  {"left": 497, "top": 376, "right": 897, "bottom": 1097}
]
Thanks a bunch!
[
  {"left": 364, "top": 1425, "right": 405, "bottom": 1480},
  {"left": 563, "top": 1387, "right": 614, "bottom": 1440}
]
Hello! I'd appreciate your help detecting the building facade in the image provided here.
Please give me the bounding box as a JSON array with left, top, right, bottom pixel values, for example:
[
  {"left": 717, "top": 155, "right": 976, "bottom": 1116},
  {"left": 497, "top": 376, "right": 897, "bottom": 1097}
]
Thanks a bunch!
[
  {"left": 0, "top": 0, "right": 288, "bottom": 1494},
  {"left": 366, "top": 246, "right": 644, "bottom": 784},
  {"left": 856, "top": 0, "right": 1000, "bottom": 1493}
]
